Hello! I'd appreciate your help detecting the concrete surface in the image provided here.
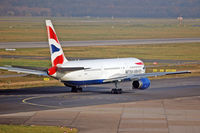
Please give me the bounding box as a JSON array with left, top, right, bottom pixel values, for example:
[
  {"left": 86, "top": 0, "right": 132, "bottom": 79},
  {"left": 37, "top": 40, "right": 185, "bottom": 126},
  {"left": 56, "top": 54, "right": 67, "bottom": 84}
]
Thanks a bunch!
[{"left": 0, "top": 96, "right": 200, "bottom": 133}]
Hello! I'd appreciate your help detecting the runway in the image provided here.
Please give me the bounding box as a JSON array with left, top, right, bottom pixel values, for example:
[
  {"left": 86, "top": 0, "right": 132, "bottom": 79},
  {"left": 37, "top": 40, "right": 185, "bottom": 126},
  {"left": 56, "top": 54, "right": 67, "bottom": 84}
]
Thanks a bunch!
[
  {"left": 1, "top": 38, "right": 200, "bottom": 48},
  {"left": 0, "top": 76, "right": 200, "bottom": 115}
]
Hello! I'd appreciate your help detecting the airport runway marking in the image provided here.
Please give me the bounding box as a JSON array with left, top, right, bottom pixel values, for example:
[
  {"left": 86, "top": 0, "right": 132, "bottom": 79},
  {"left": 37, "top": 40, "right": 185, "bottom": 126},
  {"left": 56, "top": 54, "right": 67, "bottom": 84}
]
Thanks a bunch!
[{"left": 22, "top": 95, "right": 59, "bottom": 108}]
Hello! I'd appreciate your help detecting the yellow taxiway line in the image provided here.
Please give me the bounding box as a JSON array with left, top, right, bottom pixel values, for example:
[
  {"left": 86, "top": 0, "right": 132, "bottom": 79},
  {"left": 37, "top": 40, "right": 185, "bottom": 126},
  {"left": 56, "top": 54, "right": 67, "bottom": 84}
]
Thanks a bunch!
[{"left": 22, "top": 96, "right": 59, "bottom": 108}]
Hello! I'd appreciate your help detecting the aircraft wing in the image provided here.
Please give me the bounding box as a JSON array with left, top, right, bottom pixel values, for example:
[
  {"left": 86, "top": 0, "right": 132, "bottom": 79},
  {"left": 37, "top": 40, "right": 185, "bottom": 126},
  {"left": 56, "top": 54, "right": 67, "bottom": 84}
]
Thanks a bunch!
[
  {"left": 103, "top": 71, "right": 191, "bottom": 83},
  {"left": 0, "top": 66, "right": 89, "bottom": 76},
  {"left": 0, "top": 66, "right": 48, "bottom": 76}
]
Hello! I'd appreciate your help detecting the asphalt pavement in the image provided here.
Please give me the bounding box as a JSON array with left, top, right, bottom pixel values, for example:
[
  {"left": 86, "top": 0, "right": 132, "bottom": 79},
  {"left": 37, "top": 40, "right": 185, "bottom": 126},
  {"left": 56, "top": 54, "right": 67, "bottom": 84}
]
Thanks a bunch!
[
  {"left": 0, "top": 76, "right": 199, "bottom": 115},
  {"left": 1, "top": 38, "right": 200, "bottom": 48}
]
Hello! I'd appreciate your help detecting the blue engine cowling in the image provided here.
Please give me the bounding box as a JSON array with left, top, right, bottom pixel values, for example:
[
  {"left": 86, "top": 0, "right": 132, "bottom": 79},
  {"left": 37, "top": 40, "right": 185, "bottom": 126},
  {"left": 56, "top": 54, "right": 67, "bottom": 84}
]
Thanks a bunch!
[{"left": 132, "top": 78, "right": 150, "bottom": 90}]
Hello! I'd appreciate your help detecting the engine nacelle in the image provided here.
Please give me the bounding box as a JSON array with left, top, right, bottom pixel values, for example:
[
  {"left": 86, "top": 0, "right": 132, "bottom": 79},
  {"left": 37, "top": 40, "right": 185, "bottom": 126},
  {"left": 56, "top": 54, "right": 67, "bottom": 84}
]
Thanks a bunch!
[{"left": 132, "top": 78, "right": 150, "bottom": 90}]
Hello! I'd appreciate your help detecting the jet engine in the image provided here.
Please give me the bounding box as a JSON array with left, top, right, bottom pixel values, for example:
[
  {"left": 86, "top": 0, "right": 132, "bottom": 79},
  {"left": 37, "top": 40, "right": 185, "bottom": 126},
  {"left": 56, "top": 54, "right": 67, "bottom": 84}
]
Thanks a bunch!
[{"left": 132, "top": 78, "right": 150, "bottom": 90}]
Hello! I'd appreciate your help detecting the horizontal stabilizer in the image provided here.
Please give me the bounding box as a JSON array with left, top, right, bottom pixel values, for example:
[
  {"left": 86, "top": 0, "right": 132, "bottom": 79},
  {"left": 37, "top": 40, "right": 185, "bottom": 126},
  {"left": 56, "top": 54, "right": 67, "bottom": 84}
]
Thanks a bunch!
[
  {"left": 0, "top": 66, "right": 48, "bottom": 76},
  {"left": 12, "top": 65, "right": 48, "bottom": 71}
]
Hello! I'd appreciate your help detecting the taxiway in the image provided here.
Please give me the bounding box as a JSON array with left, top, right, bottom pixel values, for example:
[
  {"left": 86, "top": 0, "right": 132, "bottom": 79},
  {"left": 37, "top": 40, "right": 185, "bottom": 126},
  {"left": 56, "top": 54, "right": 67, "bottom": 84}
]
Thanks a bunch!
[
  {"left": 0, "top": 76, "right": 200, "bottom": 115},
  {"left": 1, "top": 38, "right": 200, "bottom": 48},
  {"left": 0, "top": 76, "right": 200, "bottom": 133}
]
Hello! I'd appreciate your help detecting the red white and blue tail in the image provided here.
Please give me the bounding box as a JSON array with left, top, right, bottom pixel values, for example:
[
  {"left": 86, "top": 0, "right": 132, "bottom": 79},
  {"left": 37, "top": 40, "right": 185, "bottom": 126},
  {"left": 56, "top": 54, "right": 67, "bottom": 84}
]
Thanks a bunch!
[
  {"left": 46, "top": 20, "right": 68, "bottom": 66},
  {"left": 46, "top": 20, "right": 68, "bottom": 76}
]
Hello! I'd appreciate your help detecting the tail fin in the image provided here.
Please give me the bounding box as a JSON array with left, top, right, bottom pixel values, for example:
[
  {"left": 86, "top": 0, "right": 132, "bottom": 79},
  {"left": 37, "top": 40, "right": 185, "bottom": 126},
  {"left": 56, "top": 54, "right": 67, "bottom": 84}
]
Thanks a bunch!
[{"left": 46, "top": 20, "right": 68, "bottom": 67}]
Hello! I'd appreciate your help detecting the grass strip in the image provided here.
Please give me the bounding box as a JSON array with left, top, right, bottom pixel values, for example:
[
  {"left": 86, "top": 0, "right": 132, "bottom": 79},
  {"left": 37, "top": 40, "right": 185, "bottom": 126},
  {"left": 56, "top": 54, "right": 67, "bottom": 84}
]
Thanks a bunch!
[
  {"left": 0, "top": 17, "right": 200, "bottom": 42},
  {"left": 1, "top": 43, "right": 200, "bottom": 60},
  {"left": 0, "top": 124, "right": 78, "bottom": 133}
]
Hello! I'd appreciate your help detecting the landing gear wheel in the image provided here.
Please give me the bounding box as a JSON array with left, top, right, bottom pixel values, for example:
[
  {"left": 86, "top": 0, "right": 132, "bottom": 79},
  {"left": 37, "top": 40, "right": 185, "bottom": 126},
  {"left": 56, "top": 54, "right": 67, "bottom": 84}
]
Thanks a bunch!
[
  {"left": 71, "top": 87, "right": 83, "bottom": 93},
  {"left": 111, "top": 88, "right": 122, "bottom": 94},
  {"left": 118, "top": 89, "right": 122, "bottom": 94},
  {"left": 77, "top": 87, "right": 82, "bottom": 92},
  {"left": 71, "top": 87, "right": 77, "bottom": 92}
]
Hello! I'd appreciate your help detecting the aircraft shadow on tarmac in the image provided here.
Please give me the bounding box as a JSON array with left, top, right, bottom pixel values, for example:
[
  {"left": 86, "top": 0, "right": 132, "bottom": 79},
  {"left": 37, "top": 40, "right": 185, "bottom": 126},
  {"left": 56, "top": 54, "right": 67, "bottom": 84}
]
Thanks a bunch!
[
  {"left": 0, "top": 86, "right": 136, "bottom": 95},
  {"left": 0, "top": 84, "right": 199, "bottom": 96},
  {"left": 0, "top": 86, "right": 68, "bottom": 95},
  {"left": 0, "top": 77, "right": 200, "bottom": 97}
]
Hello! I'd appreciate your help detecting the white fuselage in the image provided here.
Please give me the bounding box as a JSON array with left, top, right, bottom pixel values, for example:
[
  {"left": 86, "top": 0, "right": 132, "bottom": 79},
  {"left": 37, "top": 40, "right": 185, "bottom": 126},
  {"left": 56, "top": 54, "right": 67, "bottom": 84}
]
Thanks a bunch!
[{"left": 56, "top": 58, "right": 145, "bottom": 86}]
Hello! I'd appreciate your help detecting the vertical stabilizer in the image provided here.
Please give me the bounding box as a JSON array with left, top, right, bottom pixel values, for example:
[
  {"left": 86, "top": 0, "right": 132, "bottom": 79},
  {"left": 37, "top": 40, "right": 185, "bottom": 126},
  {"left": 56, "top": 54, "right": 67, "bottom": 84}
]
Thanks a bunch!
[{"left": 46, "top": 20, "right": 68, "bottom": 67}]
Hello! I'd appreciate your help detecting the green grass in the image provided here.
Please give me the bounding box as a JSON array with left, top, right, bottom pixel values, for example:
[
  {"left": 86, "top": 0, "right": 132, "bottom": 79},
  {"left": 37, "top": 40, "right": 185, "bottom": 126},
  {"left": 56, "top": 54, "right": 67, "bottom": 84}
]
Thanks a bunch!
[
  {"left": 0, "top": 17, "right": 200, "bottom": 89},
  {"left": 0, "top": 58, "right": 51, "bottom": 68},
  {"left": 0, "top": 17, "right": 200, "bottom": 42},
  {"left": 147, "top": 64, "right": 200, "bottom": 80},
  {"left": 1, "top": 43, "right": 200, "bottom": 89},
  {"left": 62, "top": 43, "right": 200, "bottom": 60},
  {"left": 0, "top": 125, "right": 77, "bottom": 133},
  {"left": 1, "top": 63, "right": 199, "bottom": 90},
  {"left": 1, "top": 43, "right": 200, "bottom": 61}
]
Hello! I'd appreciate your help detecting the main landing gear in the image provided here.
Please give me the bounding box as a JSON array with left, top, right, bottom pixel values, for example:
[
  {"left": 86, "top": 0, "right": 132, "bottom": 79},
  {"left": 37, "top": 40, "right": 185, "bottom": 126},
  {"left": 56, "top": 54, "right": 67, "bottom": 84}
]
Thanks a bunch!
[
  {"left": 71, "top": 86, "right": 83, "bottom": 92},
  {"left": 111, "top": 82, "right": 122, "bottom": 94},
  {"left": 64, "top": 83, "right": 83, "bottom": 93}
]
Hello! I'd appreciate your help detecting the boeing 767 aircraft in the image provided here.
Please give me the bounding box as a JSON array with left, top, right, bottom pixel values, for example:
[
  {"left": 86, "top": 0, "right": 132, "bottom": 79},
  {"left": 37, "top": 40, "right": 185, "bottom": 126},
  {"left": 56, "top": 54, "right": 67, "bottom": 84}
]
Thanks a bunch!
[{"left": 0, "top": 20, "right": 190, "bottom": 94}]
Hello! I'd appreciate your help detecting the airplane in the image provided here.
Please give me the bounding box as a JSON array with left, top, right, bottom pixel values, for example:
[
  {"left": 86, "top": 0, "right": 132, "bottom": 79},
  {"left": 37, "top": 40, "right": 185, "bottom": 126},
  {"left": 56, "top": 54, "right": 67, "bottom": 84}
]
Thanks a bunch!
[{"left": 0, "top": 20, "right": 190, "bottom": 94}]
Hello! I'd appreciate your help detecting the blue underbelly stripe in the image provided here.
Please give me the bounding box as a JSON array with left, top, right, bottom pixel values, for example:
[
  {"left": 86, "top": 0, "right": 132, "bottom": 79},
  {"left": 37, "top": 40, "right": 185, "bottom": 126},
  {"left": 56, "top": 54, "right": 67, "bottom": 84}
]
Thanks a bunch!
[{"left": 65, "top": 79, "right": 104, "bottom": 85}]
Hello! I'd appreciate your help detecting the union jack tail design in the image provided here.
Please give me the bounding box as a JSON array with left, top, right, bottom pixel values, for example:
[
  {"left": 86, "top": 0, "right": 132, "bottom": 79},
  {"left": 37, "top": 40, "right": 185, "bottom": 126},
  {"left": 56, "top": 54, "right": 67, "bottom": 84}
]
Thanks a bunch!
[{"left": 46, "top": 20, "right": 68, "bottom": 76}]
